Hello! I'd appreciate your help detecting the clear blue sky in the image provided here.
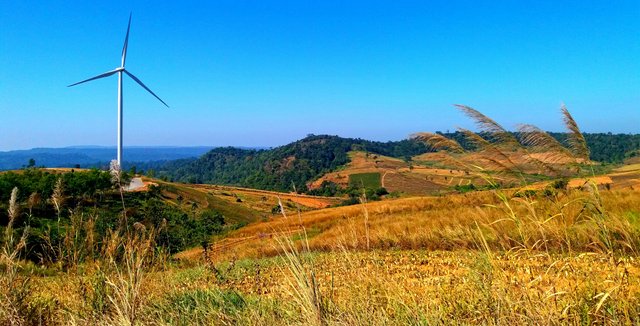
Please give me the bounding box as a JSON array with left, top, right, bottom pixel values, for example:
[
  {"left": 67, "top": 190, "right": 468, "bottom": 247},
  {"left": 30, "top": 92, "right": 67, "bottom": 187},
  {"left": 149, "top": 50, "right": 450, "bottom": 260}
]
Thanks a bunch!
[{"left": 1, "top": 1, "right": 638, "bottom": 150}]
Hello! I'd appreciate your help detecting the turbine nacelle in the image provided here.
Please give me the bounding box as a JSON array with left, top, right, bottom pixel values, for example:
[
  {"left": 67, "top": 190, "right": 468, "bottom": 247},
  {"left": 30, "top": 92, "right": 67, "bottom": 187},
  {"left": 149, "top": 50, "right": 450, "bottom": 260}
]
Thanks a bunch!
[{"left": 67, "top": 13, "right": 168, "bottom": 105}]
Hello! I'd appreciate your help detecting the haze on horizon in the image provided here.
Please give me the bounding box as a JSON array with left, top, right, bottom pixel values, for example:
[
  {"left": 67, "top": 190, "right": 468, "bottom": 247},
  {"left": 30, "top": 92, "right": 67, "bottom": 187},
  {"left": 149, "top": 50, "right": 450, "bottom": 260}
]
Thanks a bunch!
[{"left": 1, "top": 1, "right": 638, "bottom": 151}]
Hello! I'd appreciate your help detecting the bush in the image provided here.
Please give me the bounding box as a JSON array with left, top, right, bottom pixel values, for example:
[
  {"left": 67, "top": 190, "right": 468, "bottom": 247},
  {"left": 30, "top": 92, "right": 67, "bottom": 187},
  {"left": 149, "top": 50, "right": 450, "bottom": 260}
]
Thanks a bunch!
[
  {"left": 375, "top": 187, "right": 389, "bottom": 196},
  {"left": 514, "top": 190, "right": 537, "bottom": 199},
  {"left": 455, "top": 184, "right": 477, "bottom": 193},
  {"left": 199, "top": 210, "right": 225, "bottom": 235},
  {"left": 550, "top": 179, "right": 568, "bottom": 190}
]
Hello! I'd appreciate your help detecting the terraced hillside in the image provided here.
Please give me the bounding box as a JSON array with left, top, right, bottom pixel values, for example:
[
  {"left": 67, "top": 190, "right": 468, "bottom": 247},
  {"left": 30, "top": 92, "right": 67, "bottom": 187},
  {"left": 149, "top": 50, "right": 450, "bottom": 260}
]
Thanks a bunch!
[{"left": 308, "top": 149, "right": 588, "bottom": 195}]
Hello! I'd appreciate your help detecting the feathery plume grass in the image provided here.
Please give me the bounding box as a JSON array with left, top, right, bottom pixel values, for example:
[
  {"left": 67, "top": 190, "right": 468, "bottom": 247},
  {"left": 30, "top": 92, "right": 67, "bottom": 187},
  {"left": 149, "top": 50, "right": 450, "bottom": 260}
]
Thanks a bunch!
[
  {"left": 110, "top": 159, "right": 123, "bottom": 185},
  {"left": 7, "top": 187, "right": 19, "bottom": 222},
  {"left": 458, "top": 128, "right": 520, "bottom": 173},
  {"left": 411, "top": 132, "right": 465, "bottom": 153},
  {"left": 517, "top": 124, "right": 566, "bottom": 150},
  {"left": 103, "top": 226, "right": 157, "bottom": 325},
  {"left": 360, "top": 190, "right": 370, "bottom": 251},
  {"left": 455, "top": 104, "right": 520, "bottom": 147},
  {"left": 561, "top": 104, "right": 590, "bottom": 161},
  {"left": 27, "top": 192, "right": 40, "bottom": 217},
  {"left": 277, "top": 196, "right": 288, "bottom": 219},
  {"left": 51, "top": 178, "right": 64, "bottom": 221},
  {"left": 110, "top": 159, "right": 128, "bottom": 228},
  {"left": 517, "top": 124, "right": 578, "bottom": 165},
  {"left": 274, "top": 234, "right": 324, "bottom": 325},
  {"left": 1, "top": 187, "right": 30, "bottom": 325}
]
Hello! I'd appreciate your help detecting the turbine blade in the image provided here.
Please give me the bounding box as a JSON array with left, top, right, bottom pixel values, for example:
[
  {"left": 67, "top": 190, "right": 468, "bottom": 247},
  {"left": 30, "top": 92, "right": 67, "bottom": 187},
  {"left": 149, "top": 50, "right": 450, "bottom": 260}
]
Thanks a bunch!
[
  {"left": 67, "top": 69, "right": 119, "bottom": 87},
  {"left": 124, "top": 70, "right": 169, "bottom": 108},
  {"left": 121, "top": 13, "right": 132, "bottom": 67}
]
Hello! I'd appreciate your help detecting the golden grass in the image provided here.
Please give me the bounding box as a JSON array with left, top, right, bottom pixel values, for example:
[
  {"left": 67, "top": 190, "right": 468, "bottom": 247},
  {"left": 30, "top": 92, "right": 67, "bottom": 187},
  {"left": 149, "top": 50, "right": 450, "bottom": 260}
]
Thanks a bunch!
[
  {"left": 5, "top": 178, "right": 640, "bottom": 324},
  {"left": 214, "top": 250, "right": 639, "bottom": 323},
  {"left": 153, "top": 179, "right": 340, "bottom": 219},
  {"left": 613, "top": 163, "right": 640, "bottom": 173},
  {"left": 561, "top": 104, "right": 590, "bottom": 161},
  {"left": 23, "top": 248, "right": 640, "bottom": 325},
  {"left": 184, "top": 186, "right": 639, "bottom": 263},
  {"left": 411, "top": 132, "right": 465, "bottom": 153}
]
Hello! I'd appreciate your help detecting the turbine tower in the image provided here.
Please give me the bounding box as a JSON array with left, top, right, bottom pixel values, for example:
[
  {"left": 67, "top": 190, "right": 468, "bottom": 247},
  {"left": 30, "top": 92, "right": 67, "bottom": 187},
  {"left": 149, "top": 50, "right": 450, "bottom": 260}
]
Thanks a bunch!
[{"left": 68, "top": 14, "right": 169, "bottom": 167}]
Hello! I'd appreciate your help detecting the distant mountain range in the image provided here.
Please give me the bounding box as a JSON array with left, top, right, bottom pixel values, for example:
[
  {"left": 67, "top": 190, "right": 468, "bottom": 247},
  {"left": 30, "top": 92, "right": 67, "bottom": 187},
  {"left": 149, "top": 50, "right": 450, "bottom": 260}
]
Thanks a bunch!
[{"left": 0, "top": 146, "right": 220, "bottom": 170}]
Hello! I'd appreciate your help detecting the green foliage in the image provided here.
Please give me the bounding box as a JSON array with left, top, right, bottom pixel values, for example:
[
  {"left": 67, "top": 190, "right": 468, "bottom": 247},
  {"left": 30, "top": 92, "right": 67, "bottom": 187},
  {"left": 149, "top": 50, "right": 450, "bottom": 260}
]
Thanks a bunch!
[
  {"left": 336, "top": 186, "right": 389, "bottom": 206},
  {"left": 0, "top": 168, "right": 112, "bottom": 202},
  {"left": 348, "top": 173, "right": 381, "bottom": 189},
  {"left": 198, "top": 210, "right": 225, "bottom": 236},
  {"left": 387, "top": 191, "right": 402, "bottom": 198},
  {"left": 550, "top": 179, "right": 569, "bottom": 190},
  {"left": 152, "top": 289, "right": 246, "bottom": 324},
  {"left": 454, "top": 183, "right": 500, "bottom": 193},
  {"left": 307, "top": 181, "right": 343, "bottom": 197},
  {"left": 0, "top": 169, "right": 229, "bottom": 264},
  {"left": 375, "top": 187, "right": 389, "bottom": 196},
  {"left": 514, "top": 189, "right": 538, "bottom": 199},
  {"left": 454, "top": 183, "right": 477, "bottom": 193},
  {"left": 133, "top": 198, "right": 227, "bottom": 254}
]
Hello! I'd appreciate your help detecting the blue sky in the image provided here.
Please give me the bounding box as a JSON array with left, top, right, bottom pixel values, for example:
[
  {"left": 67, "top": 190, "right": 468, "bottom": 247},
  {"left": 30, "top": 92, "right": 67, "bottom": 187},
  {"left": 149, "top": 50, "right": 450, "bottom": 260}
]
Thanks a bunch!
[{"left": 1, "top": 1, "right": 638, "bottom": 150}]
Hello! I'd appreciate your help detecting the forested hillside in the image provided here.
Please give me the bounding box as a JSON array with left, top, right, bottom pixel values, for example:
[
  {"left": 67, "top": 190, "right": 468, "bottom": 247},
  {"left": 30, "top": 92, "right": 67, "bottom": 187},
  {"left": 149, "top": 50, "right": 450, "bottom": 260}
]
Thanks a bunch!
[
  {"left": 549, "top": 132, "right": 640, "bottom": 163},
  {"left": 153, "top": 135, "right": 427, "bottom": 192},
  {"left": 147, "top": 132, "right": 639, "bottom": 193}
]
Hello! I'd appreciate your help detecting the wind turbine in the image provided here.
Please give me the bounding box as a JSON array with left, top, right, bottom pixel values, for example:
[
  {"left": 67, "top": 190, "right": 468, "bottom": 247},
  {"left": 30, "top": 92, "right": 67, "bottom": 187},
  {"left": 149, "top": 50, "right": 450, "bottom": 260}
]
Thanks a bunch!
[{"left": 68, "top": 14, "right": 169, "bottom": 167}]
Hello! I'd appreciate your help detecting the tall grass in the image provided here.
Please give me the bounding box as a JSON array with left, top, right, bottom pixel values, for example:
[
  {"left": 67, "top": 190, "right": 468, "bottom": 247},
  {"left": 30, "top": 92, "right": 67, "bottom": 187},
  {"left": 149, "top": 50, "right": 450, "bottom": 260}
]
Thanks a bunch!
[
  {"left": 273, "top": 192, "right": 326, "bottom": 325},
  {"left": 0, "top": 164, "right": 164, "bottom": 325},
  {"left": 99, "top": 225, "right": 158, "bottom": 325},
  {"left": 0, "top": 188, "right": 30, "bottom": 325}
]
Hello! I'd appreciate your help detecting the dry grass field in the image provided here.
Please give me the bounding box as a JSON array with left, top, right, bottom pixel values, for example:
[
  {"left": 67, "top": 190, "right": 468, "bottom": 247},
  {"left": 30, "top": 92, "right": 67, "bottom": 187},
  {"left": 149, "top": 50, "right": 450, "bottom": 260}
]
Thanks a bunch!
[
  {"left": 3, "top": 107, "right": 639, "bottom": 324},
  {"left": 185, "top": 182, "right": 640, "bottom": 262},
  {"left": 608, "top": 163, "right": 640, "bottom": 190},
  {"left": 145, "top": 179, "right": 342, "bottom": 225},
  {"left": 10, "top": 180, "right": 639, "bottom": 325}
]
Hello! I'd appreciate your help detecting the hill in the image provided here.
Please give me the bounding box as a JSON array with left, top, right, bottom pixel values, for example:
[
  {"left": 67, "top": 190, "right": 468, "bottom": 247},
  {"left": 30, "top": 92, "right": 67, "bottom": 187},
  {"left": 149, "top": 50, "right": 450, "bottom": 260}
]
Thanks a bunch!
[
  {"left": 153, "top": 135, "right": 428, "bottom": 192},
  {"left": 149, "top": 132, "right": 640, "bottom": 196}
]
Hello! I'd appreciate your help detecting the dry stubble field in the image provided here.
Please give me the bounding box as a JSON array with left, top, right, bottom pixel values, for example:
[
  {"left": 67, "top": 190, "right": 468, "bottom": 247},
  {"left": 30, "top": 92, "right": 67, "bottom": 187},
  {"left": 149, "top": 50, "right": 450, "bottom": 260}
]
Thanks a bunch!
[{"left": 16, "top": 179, "right": 639, "bottom": 325}]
